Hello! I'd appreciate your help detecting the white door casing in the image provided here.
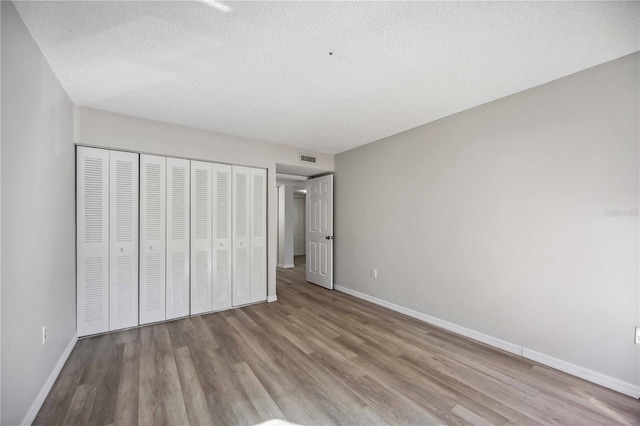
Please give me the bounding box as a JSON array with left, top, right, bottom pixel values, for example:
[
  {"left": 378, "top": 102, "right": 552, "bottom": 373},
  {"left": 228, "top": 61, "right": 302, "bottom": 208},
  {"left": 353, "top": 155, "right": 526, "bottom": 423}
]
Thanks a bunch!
[
  {"left": 191, "top": 161, "right": 213, "bottom": 315},
  {"left": 306, "top": 174, "right": 333, "bottom": 289},
  {"left": 166, "top": 157, "right": 190, "bottom": 320},
  {"left": 77, "top": 146, "right": 110, "bottom": 337},
  {"left": 212, "top": 163, "right": 232, "bottom": 311},
  {"left": 140, "top": 154, "right": 166, "bottom": 325},
  {"left": 109, "top": 150, "right": 139, "bottom": 331}
]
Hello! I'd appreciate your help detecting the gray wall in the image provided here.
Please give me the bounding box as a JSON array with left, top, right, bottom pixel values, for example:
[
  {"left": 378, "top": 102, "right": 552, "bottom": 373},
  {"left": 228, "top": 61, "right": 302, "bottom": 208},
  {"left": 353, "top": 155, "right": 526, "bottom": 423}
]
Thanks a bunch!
[
  {"left": 1, "top": 2, "right": 76, "bottom": 424},
  {"left": 335, "top": 53, "right": 639, "bottom": 387}
]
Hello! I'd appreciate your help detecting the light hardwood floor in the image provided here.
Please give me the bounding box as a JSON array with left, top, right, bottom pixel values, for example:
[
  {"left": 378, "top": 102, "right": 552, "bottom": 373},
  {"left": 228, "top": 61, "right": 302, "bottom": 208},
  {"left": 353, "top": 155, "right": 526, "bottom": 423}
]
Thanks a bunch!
[{"left": 36, "top": 256, "right": 640, "bottom": 425}]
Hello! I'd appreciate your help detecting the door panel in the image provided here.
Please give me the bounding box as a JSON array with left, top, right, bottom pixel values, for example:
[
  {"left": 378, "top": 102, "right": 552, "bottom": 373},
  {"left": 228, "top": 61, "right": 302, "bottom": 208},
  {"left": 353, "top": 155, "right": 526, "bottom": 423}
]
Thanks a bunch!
[
  {"left": 166, "top": 158, "right": 190, "bottom": 320},
  {"left": 140, "top": 155, "right": 166, "bottom": 325},
  {"left": 250, "top": 168, "right": 267, "bottom": 303},
  {"left": 212, "top": 163, "right": 232, "bottom": 311},
  {"left": 77, "top": 147, "right": 110, "bottom": 337},
  {"left": 191, "top": 161, "right": 213, "bottom": 315},
  {"left": 109, "top": 150, "right": 139, "bottom": 331},
  {"left": 232, "top": 166, "right": 251, "bottom": 306},
  {"left": 306, "top": 175, "right": 333, "bottom": 289}
]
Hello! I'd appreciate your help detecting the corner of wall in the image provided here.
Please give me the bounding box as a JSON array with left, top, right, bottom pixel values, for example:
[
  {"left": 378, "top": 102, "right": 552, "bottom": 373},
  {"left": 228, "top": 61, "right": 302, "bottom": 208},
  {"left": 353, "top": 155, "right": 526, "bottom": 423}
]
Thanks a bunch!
[{"left": 20, "top": 335, "right": 77, "bottom": 426}]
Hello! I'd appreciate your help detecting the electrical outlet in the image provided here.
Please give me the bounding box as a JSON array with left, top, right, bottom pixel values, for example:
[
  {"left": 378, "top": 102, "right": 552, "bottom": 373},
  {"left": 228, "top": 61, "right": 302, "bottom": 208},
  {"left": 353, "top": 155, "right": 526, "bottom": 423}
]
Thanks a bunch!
[
  {"left": 42, "top": 325, "right": 48, "bottom": 345},
  {"left": 371, "top": 268, "right": 378, "bottom": 278},
  {"left": 635, "top": 326, "right": 640, "bottom": 345}
]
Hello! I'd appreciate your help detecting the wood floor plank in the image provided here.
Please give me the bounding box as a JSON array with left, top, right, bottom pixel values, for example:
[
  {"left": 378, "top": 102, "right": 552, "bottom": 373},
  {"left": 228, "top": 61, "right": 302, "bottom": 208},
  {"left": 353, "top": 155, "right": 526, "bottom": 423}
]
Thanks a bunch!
[
  {"left": 201, "top": 315, "right": 265, "bottom": 425},
  {"left": 233, "top": 361, "right": 286, "bottom": 421},
  {"left": 114, "top": 341, "right": 140, "bottom": 426},
  {"left": 61, "top": 383, "right": 96, "bottom": 426},
  {"left": 87, "top": 341, "right": 125, "bottom": 425},
  {"left": 35, "top": 256, "right": 640, "bottom": 425},
  {"left": 138, "top": 380, "right": 163, "bottom": 426},
  {"left": 174, "top": 346, "right": 214, "bottom": 426},
  {"left": 154, "top": 324, "right": 190, "bottom": 426}
]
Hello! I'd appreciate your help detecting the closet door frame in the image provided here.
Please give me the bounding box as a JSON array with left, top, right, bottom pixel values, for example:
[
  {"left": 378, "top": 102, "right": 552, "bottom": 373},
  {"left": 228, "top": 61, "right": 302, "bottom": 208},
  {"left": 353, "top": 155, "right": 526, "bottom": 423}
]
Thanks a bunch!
[{"left": 76, "top": 147, "right": 271, "bottom": 336}]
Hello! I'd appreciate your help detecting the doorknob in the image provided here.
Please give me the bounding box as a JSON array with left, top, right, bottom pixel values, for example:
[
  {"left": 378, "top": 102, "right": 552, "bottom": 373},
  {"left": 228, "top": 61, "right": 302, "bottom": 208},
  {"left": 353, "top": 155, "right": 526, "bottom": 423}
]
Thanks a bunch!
[
  {"left": 325, "top": 236, "right": 334, "bottom": 240},
  {"left": 120, "top": 248, "right": 127, "bottom": 253},
  {"left": 149, "top": 246, "right": 155, "bottom": 251}
]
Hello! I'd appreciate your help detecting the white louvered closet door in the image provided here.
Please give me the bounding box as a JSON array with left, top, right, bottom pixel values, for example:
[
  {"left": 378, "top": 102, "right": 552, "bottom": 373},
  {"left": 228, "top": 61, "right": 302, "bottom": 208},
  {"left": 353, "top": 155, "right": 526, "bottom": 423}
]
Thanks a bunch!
[
  {"left": 109, "top": 150, "right": 140, "bottom": 331},
  {"left": 140, "top": 155, "right": 166, "bottom": 325},
  {"left": 232, "top": 166, "right": 252, "bottom": 306},
  {"left": 77, "top": 147, "right": 110, "bottom": 337},
  {"left": 166, "top": 158, "right": 190, "bottom": 320},
  {"left": 250, "top": 168, "right": 267, "bottom": 303},
  {"left": 191, "top": 161, "right": 213, "bottom": 314},
  {"left": 212, "top": 163, "right": 232, "bottom": 311}
]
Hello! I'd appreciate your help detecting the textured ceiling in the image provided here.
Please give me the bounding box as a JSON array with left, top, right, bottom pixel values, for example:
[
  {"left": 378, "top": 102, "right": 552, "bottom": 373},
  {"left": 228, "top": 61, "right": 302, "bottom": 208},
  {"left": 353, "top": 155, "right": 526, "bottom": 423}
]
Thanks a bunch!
[{"left": 14, "top": 1, "right": 640, "bottom": 154}]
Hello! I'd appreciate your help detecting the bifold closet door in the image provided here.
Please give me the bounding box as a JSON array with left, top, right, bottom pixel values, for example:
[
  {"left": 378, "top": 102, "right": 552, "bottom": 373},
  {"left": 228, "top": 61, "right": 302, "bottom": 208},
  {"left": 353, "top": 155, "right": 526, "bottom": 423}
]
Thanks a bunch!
[
  {"left": 77, "top": 147, "right": 110, "bottom": 337},
  {"left": 250, "top": 168, "right": 267, "bottom": 303},
  {"left": 140, "top": 155, "right": 166, "bottom": 325},
  {"left": 191, "top": 161, "right": 213, "bottom": 315},
  {"left": 212, "top": 163, "right": 232, "bottom": 311},
  {"left": 232, "top": 166, "right": 251, "bottom": 306},
  {"left": 167, "top": 158, "right": 191, "bottom": 320},
  {"left": 109, "top": 150, "right": 140, "bottom": 331}
]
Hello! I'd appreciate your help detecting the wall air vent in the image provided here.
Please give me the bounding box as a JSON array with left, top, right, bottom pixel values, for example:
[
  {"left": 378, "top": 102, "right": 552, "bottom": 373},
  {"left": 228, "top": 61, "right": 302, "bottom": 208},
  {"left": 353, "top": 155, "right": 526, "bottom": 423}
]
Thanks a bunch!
[{"left": 299, "top": 154, "right": 317, "bottom": 164}]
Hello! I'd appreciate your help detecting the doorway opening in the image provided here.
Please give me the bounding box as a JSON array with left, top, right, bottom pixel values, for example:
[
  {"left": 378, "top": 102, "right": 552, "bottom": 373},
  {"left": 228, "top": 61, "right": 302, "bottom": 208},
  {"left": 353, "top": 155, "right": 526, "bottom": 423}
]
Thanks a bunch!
[{"left": 276, "top": 163, "right": 333, "bottom": 290}]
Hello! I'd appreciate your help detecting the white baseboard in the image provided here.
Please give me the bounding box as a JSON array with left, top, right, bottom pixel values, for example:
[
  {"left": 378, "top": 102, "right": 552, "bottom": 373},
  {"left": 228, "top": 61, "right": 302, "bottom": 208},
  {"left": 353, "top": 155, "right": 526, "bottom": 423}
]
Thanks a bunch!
[
  {"left": 335, "top": 285, "right": 520, "bottom": 355},
  {"left": 334, "top": 285, "right": 640, "bottom": 399},
  {"left": 267, "top": 295, "right": 278, "bottom": 303},
  {"left": 278, "top": 263, "right": 294, "bottom": 269},
  {"left": 21, "top": 334, "right": 78, "bottom": 426},
  {"left": 522, "top": 348, "right": 640, "bottom": 398}
]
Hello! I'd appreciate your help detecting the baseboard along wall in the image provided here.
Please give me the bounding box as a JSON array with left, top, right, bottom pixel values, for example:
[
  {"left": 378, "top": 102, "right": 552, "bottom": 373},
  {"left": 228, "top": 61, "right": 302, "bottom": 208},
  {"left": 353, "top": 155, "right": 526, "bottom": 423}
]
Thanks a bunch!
[
  {"left": 334, "top": 285, "right": 640, "bottom": 399},
  {"left": 21, "top": 334, "right": 78, "bottom": 426}
]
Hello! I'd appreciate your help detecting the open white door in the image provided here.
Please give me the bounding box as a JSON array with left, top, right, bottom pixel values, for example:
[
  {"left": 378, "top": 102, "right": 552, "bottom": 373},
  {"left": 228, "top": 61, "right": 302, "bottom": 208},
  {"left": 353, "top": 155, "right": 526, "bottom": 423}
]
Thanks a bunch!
[{"left": 306, "top": 174, "right": 333, "bottom": 289}]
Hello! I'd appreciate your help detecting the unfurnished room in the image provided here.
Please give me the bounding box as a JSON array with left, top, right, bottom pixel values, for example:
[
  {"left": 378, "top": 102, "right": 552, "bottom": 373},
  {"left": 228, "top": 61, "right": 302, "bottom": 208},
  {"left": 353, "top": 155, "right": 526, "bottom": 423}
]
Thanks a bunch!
[{"left": 1, "top": 1, "right": 639, "bottom": 425}]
